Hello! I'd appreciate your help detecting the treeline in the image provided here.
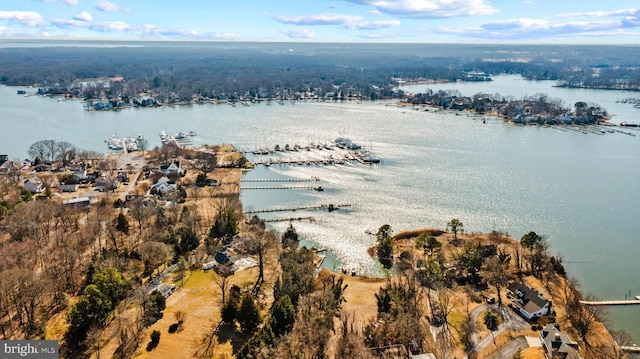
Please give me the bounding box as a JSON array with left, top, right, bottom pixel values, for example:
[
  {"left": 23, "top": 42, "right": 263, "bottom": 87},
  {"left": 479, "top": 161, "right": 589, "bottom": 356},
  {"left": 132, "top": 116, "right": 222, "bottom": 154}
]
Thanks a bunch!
[{"left": 2, "top": 43, "right": 639, "bottom": 105}]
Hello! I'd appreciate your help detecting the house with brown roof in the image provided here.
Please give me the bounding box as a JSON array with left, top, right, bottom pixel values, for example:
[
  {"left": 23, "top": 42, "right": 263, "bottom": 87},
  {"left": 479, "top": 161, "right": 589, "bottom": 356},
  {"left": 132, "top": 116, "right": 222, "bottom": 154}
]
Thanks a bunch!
[{"left": 507, "top": 282, "right": 552, "bottom": 320}]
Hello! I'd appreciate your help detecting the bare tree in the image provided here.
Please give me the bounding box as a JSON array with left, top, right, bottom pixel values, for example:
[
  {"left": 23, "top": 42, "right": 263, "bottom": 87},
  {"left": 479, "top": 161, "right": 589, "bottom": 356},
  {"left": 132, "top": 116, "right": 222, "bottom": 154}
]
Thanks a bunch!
[
  {"left": 139, "top": 241, "right": 171, "bottom": 277},
  {"left": 570, "top": 293, "right": 608, "bottom": 347},
  {"left": 486, "top": 248, "right": 511, "bottom": 306},
  {"left": 214, "top": 263, "right": 234, "bottom": 306}
]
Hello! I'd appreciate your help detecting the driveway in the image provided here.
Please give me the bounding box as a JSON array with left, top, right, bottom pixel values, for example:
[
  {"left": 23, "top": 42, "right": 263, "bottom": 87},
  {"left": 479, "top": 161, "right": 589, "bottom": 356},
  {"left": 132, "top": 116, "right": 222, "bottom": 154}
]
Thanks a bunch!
[{"left": 466, "top": 303, "right": 530, "bottom": 358}]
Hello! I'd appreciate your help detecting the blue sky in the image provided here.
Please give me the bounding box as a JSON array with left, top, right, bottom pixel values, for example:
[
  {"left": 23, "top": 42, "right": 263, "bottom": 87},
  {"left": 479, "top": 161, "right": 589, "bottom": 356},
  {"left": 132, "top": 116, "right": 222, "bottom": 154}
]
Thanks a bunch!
[{"left": 0, "top": 0, "right": 639, "bottom": 43}]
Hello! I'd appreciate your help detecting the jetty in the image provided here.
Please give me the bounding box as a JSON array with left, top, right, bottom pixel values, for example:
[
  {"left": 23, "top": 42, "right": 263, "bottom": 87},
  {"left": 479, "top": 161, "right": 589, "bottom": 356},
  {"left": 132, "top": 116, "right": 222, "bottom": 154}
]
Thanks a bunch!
[{"left": 244, "top": 203, "right": 351, "bottom": 215}]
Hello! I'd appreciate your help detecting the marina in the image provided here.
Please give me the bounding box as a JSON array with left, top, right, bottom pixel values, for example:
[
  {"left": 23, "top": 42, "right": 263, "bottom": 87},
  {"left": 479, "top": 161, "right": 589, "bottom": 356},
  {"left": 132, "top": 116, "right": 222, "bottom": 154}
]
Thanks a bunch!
[
  {"left": 248, "top": 138, "right": 381, "bottom": 167},
  {"left": 159, "top": 130, "right": 196, "bottom": 147},
  {"left": 105, "top": 134, "right": 145, "bottom": 152}
]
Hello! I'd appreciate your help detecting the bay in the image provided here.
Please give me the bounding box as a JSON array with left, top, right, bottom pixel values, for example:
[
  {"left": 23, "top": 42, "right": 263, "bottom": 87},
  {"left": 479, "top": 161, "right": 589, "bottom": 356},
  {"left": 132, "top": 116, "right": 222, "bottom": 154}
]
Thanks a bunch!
[{"left": 1, "top": 74, "right": 639, "bottom": 342}]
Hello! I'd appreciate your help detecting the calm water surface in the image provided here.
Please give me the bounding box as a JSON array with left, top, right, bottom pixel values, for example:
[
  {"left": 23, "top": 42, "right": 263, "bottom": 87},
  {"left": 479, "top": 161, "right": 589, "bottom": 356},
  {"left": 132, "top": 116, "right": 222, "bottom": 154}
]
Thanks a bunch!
[{"left": 1, "top": 75, "right": 639, "bottom": 341}]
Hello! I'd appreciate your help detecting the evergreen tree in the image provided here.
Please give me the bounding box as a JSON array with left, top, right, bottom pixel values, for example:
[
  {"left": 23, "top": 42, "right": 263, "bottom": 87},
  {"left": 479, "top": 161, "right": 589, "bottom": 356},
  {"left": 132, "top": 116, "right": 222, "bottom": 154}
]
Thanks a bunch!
[
  {"left": 376, "top": 224, "right": 394, "bottom": 269},
  {"left": 237, "top": 293, "right": 261, "bottom": 334},
  {"left": 268, "top": 295, "right": 295, "bottom": 337},
  {"left": 115, "top": 212, "right": 129, "bottom": 235}
]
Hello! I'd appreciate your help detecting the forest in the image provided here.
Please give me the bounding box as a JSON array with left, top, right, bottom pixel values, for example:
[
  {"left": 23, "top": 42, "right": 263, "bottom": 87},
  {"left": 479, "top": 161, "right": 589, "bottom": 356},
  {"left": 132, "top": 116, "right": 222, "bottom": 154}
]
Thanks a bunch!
[{"left": 1, "top": 42, "right": 640, "bottom": 103}]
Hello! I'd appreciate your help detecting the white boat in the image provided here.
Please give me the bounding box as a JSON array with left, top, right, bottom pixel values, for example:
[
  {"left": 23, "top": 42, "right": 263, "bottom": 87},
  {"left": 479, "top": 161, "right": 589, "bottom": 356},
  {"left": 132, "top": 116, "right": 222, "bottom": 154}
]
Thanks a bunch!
[
  {"left": 107, "top": 135, "right": 124, "bottom": 150},
  {"left": 361, "top": 154, "right": 381, "bottom": 164},
  {"left": 123, "top": 137, "right": 139, "bottom": 151}
]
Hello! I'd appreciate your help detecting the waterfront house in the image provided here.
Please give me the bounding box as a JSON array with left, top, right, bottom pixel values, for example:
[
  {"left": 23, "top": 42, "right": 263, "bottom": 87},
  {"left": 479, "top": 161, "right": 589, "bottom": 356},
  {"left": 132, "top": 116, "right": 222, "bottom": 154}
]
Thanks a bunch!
[
  {"left": 539, "top": 324, "right": 582, "bottom": 359},
  {"left": 23, "top": 178, "right": 44, "bottom": 193},
  {"left": 94, "top": 176, "right": 119, "bottom": 192},
  {"left": 507, "top": 282, "right": 552, "bottom": 320},
  {"left": 160, "top": 161, "right": 183, "bottom": 176},
  {"left": 0, "top": 160, "right": 14, "bottom": 173},
  {"left": 60, "top": 182, "right": 79, "bottom": 192},
  {"left": 70, "top": 166, "right": 88, "bottom": 181},
  {"left": 34, "top": 163, "right": 51, "bottom": 172},
  {"left": 150, "top": 176, "right": 176, "bottom": 196}
]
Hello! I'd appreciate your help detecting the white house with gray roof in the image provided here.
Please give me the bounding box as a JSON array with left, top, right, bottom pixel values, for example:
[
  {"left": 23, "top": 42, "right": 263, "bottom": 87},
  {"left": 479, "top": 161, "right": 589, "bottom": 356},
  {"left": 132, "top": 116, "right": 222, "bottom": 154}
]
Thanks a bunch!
[{"left": 507, "top": 282, "right": 552, "bottom": 320}]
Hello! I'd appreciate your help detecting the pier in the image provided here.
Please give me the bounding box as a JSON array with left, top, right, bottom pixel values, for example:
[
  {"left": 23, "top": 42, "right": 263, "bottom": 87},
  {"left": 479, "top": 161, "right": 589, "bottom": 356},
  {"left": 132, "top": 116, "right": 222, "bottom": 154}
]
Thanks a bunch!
[
  {"left": 262, "top": 216, "right": 316, "bottom": 223},
  {"left": 580, "top": 298, "right": 640, "bottom": 306},
  {"left": 240, "top": 185, "right": 324, "bottom": 190},
  {"left": 241, "top": 177, "right": 320, "bottom": 182},
  {"left": 621, "top": 345, "right": 640, "bottom": 353},
  {"left": 244, "top": 203, "right": 351, "bottom": 215}
]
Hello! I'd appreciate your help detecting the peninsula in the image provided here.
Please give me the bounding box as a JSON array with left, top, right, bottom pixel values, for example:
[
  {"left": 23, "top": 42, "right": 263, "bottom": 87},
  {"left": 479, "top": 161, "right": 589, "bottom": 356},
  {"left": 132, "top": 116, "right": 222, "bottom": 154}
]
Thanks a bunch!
[{"left": 0, "top": 141, "right": 634, "bottom": 358}]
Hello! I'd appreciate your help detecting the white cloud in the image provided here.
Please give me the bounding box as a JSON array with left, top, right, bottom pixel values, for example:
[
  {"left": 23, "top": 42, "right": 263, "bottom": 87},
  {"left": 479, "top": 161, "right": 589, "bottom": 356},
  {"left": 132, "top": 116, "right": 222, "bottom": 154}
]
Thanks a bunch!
[
  {"left": 441, "top": 19, "right": 635, "bottom": 40},
  {"left": 346, "top": 20, "right": 400, "bottom": 30},
  {"left": 50, "top": 17, "right": 245, "bottom": 40},
  {"left": 73, "top": 11, "right": 93, "bottom": 22},
  {"left": 275, "top": 13, "right": 400, "bottom": 31},
  {"left": 437, "top": 7, "right": 640, "bottom": 40},
  {"left": 343, "top": 0, "right": 498, "bottom": 19},
  {"left": 89, "top": 20, "right": 130, "bottom": 31},
  {"left": 95, "top": 0, "right": 128, "bottom": 13},
  {"left": 52, "top": 19, "right": 90, "bottom": 28},
  {"left": 42, "top": 0, "right": 79, "bottom": 6},
  {"left": 0, "top": 11, "right": 46, "bottom": 27},
  {"left": 281, "top": 28, "right": 315, "bottom": 38},
  {"left": 53, "top": 18, "right": 131, "bottom": 32},
  {"left": 557, "top": 8, "right": 639, "bottom": 18},
  {"left": 275, "top": 13, "right": 363, "bottom": 26}
]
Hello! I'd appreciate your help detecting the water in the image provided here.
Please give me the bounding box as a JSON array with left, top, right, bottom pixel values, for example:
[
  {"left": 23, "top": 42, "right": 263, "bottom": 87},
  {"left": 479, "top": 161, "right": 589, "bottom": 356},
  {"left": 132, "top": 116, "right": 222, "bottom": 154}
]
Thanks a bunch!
[{"left": 1, "top": 75, "right": 639, "bottom": 341}]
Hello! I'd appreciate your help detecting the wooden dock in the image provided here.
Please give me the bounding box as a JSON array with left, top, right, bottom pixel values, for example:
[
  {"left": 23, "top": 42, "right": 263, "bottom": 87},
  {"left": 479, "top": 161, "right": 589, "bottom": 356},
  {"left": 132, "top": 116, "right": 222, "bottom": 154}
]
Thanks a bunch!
[
  {"left": 262, "top": 216, "right": 316, "bottom": 223},
  {"left": 244, "top": 203, "right": 351, "bottom": 214},
  {"left": 240, "top": 185, "right": 324, "bottom": 190},
  {"left": 580, "top": 299, "right": 640, "bottom": 306},
  {"left": 621, "top": 345, "right": 640, "bottom": 353},
  {"left": 241, "top": 177, "right": 320, "bottom": 183}
]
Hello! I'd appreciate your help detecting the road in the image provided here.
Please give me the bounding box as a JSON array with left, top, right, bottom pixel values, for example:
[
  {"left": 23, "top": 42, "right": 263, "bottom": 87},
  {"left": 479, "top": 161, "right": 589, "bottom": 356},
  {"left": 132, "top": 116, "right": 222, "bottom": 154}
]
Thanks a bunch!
[
  {"left": 107, "top": 151, "right": 146, "bottom": 196},
  {"left": 465, "top": 303, "right": 530, "bottom": 358}
]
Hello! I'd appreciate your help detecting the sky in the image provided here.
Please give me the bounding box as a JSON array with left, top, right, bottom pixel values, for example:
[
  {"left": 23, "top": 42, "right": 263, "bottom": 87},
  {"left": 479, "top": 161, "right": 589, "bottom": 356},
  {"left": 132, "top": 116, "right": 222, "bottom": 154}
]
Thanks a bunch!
[{"left": 0, "top": 0, "right": 639, "bottom": 43}]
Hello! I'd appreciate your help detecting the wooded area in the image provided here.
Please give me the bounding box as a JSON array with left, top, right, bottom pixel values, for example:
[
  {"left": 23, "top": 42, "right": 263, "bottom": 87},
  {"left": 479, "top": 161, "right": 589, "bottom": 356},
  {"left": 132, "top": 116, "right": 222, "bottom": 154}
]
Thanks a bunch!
[{"left": 2, "top": 42, "right": 639, "bottom": 103}]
